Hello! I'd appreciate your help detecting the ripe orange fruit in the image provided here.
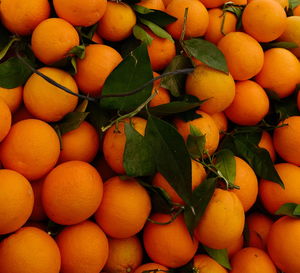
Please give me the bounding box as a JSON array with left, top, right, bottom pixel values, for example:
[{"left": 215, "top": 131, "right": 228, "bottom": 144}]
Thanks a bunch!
[
  {"left": 227, "top": 235, "right": 244, "bottom": 258},
  {"left": 163, "top": 0, "right": 173, "bottom": 6},
  {"left": 204, "top": 8, "right": 237, "bottom": 44},
  {"left": 211, "top": 112, "right": 228, "bottom": 138},
  {"left": 56, "top": 221, "right": 109, "bottom": 273},
  {"left": 185, "top": 64, "right": 236, "bottom": 114},
  {"left": 0, "top": 86, "right": 23, "bottom": 113},
  {"left": 91, "top": 32, "right": 103, "bottom": 44},
  {"left": 258, "top": 131, "right": 276, "bottom": 162},
  {"left": 31, "top": 18, "right": 80, "bottom": 65},
  {"left": 298, "top": 91, "right": 300, "bottom": 111},
  {"left": 97, "top": 2, "right": 136, "bottom": 42},
  {"left": 0, "top": 169, "right": 34, "bottom": 235},
  {"left": 255, "top": 48, "right": 300, "bottom": 98},
  {"left": 0, "top": 0, "right": 50, "bottom": 35},
  {"left": 59, "top": 121, "right": 99, "bottom": 163},
  {"left": 95, "top": 176, "right": 151, "bottom": 238},
  {"left": 0, "top": 119, "right": 60, "bottom": 180},
  {"left": 30, "top": 178, "right": 47, "bottom": 222},
  {"left": 143, "top": 214, "right": 198, "bottom": 268},
  {"left": 248, "top": 0, "right": 288, "bottom": 8},
  {"left": 149, "top": 72, "right": 171, "bottom": 107},
  {"left": 224, "top": 80, "right": 269, "bottom": 126},
  {"left": 0, "top": 98, "right": 11, "bottom": 142},
  {"left": 273, "top": 116, "right": 300, "bottom": 165},
  {"left": 267, "top": 216, "right": 300, "bottom": 273},
  {"left": 174, "top": 110, "right": 220, "bottom": 156},
  {"left": 195, "top": 188, "right": 245, "bottom": 249},
  {"left": 23, "top": 67, "right": 79, "bottom": 122},
  {"left": 0, "top": 227, "right": 61, "bottom": 273},
  {"left": 294, "top": 4, "right": 300, "bottom": 15},
  {"left": 199, "top": 0, "right": 224, "bottom": 8},
  {"left": 193, "top": 254, "right": 227, "bottom": 273},
  {"left": 230, "top": 247, "right": 277, "bottom": 273},
  {"left": 259, "top": 163, "right": 300, "bottom": 214},
  {"left": 53, "top": 0, "right": 107, "bottom": 27},
  {"left": 242, "top": 0, "right": 287, "bottom": 42},
  {"left": 134, "top": 263, "right": 168, "bottom": 273},
  {"left": 103, "top": 117, "right": 147, "bottom": 174},
  {"left": 104, "top": 236, "right": 143, "bottom": 273},
  {"left": 75, "top": 44, "right": 122, "bottom": 97},
  {"left": 137, "top": 0, "right": 165, "bottom": 10},
  {"left": 42, "top": 161, "right": 103, "bottom": 225},
  {"left": 166, "top": 0, "right": 209, "bottom": 40}
]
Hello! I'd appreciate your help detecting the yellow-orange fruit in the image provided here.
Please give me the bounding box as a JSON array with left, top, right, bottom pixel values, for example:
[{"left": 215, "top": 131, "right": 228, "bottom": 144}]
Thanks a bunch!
[
  {"left": 0, "top": 97, "right": 11, "bottom": 142},
  {"left": 137, "top": 0, "right": 165, "bottom": 10},
  {"left": 194, "top": 254, "right": 228, "bottom": 273},
  {"left": 258, "top": 131, "right": 276, "bottom": 162},
  {"left": 134, "top": 263, "right": 168, "bottom": 273},
  {"left": 0, "top": 86, "right": 23, "bottom": 113}
]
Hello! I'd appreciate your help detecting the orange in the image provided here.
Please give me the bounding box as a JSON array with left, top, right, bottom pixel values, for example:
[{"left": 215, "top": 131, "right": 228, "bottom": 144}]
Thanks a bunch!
[
  {"left": 204, "top": 8, "right": 237, "bottom": 44},
  {"left": 134, "top": 263, "right": 168, "bottom": 273},
  {"left": 273, "top": 116, "right": 300, "bottom": 165},
  {"left": 242, "top": 0, "right": 287, "bottom": 42},
  {"left": 31, "top": 18, "right": 80, "bottom": 65},
  {"left": 0, "top": 119, "right": 60, "bottom": 180},
  {"left": 259, "top": 163, "right": 300, "bottom": 214},
  {"left": 174, "top": 110, "right": 220, "bottom": 155},
  {"left": 30, "top": 178, "right": 47, "bottom": 222},
  {"left": 75, "top": 44, "right": 122, "bottom": 97},
  {"left": 248, "top": 0, "right": 289, "bottom": 8},
  {"left": 23, "top": 67, "right": 79, "bottom": 122},
  {"left": 12, "top": 105, "right": 34, "bottom": 124},
  {"left": 143, "top": 214, "right": 198, "bottom": 268},
  {"left": 0, "top": 0, "right": 50, "bottom": 35},
  {"left": 193, "top": 254, "right": 228, "bottom": 273},
  {"left": 163, "top": 0, "right": 173, "bottom": 6},
  {"left": 0, "top": 86, "right": 23, "bottom": 113},
  {"left": 102, "top": 117, "right": 147, "bottom": 174},
  {"left": 224, "top": 80, "right": 269, "bottom": 126},
  {"left": 298, "top": 91, "right": 300, "bottom": 111},
  {"left": 0, "top": 97, "right": 11, "bottom": 142},
  {"left": 95, "top": 176, "right": 151, "bottom": 238},
  {"left": 227, "top": 235, "right": 244, "bottom": 258},
  {"left": 246, "top": 212, "right": 273, "bottom": 250},
  {"left": 91, "top": 32, "right": 103, "bottom": 44},
  {"left": 294, "top": 4, "right": 300, "bottom": 15},
  {"left": 217, "top": 32, "right": 264, "bottom": 81},
  {"left": 0, "top": 169, "right": 34, "bottom": 235},
  {"left": 97, "top": 2, "right": 136, "bottom": 42},
  {"left": 56, "top": 221, "right": 109, "bottom": 273},
  {"left": 195, "top": 188, "right": 245, "bottom": 249},
  {"left": 199, "top": 0, "right": 224, "bottom": 8},
  {"left": 59, "top": 121, "right": 99, "bottom": 163},
  {"left": 258, "top": 131, "right": 276, "bottom": 162},
  {"left": 149, "top": 72, "right": 171, "bottom": 107},
  {"left": 0, "top": 227, "right": 61, "bottom": 273},
  {"left": 230, "top": 247, "right": 277, "bottom": 273},
  {"left": 166, "top": 0, "right": 209, "bottom": 40},
  {"left": 137, "top": 0, "right": 165, "bottom": 10},
  {"left": 255, "top": 48, "right": 300, "bottom": 98},
  {"left": 185, "top": 64, "right": 236, "bottom": 114},
  {"left": 211, "top": 112, "right": 228, "bottom": 138},
  {"left": 42, "top": 161, "right": 103, "bottom": 225},
  {"left": 152, "top": 160, "right": 206, "bottom": 204},
  {"left": 53, "top": 0, "right": 107, "bottom": 27},
  {"left": 104, "top": 236, "right": 143, "bottom": 273},
  {"left": 267, "top": 216, "right": 300, "bottom": 273}
]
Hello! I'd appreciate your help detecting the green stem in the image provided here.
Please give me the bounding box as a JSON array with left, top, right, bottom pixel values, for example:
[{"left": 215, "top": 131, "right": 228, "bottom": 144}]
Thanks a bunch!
[{"left": 147, "top": 207, "right": 184, "bottom": 225}]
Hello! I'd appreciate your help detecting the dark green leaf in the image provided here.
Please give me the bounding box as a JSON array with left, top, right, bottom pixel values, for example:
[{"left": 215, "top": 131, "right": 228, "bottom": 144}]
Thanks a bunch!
[
  {"left": 215, "top": 149, "right": 236, "bottom": 188},
  {"left": 175, "top": 260, "right": 194, "bottom": 273},
  {"left": 0, "top": 24, "right": 10, "bottom": 51},
  {"left": 133, "top": 25, "right": 153, "bottom": 45},
  {"left": 139, "top": 18, "right": 174, "bottom": 41},
  {"left": 0, "top": 37, "right": 20, "bottom": 61},
  {"left": 275, "top": 203, "right": 300, "bottom": 217},
  {"left": 223, "top": 4, "right": 244, "bottom": 30},
  {"left": 261, "top": 41, "right": 298, "bottom": 50},
  {"left": 145, "top": 115, "right": 192, "bottom": 205},
  {"left": 70, "top": 57, "right": 77, "bottom": 74},
  {"left": 183, "top": 38, "right": 228, "bottom": 73},
  {"left": 233, "top": 128, "right": 262, "bottom": 145},
  {"left": 203, "top": 245, "right": 231, "bottom": 270},
  {"left": 55, "top": 112, "right": 89, "bottom": 136},
  {"left": 289, "top": 0, "right": 300, "bottom": 9},
  {"left": 187, "top": 125, "right": 206, "bottom": 159},
  {"left": 68, "top": 45, "right": 85, "bottom": 59}
]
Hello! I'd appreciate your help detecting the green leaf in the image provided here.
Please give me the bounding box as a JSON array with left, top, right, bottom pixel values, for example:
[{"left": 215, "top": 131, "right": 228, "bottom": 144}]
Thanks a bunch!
[
  {"left": 55, "top": 112, "right": 89, "bottom": 136},
  {"left": 215, "top": 149, "right": 236, "bottom": 188},
  {"left": 139, "top": 18, "right": 174, "bottom": 41},
  {"left": 133, "top": 25, "right": 153, "bottom": 45},
  {"left": 145, "top": 115, "right": 192, "bottom": 205},
  {"left": 161, "top": 55, "right": 193, "bottom": 97},
  {"left": 275, "top": 203, "right": 300, "bottom": 217},
  {"left": 203, "top": 245, "right": 231, "bottom": 270},
  {"left": 289, "top": 0, "right": 300, "bottom": 9},
  {"left": 261, "top": 41, "right": 298, "bottom": 50},
  {"left": 100, "top": 43, "right": 153, "bottom": 111},
  {"left": 183, "top": 38, "right": 229, "bottom": 73},
  {"left": 70, "top": 57, "right": 77, "bottom": 74},
  {"left": 124, "top": 123, "right": 156, "bottom": 177},
  {"left": 270, "top": 94, "right": 299, "bottom": 122},
  {"left": 187, "top": 125, "right": 206, "bottom": 159},
  {"left": 0, "top": 24, "right": 10, "bottom": 51},
  {"left": 68, "top": 45, "right": 85, "bottom": 59},
  {"left": 0, "top": 37, "right": 20, "bottom": 61}
]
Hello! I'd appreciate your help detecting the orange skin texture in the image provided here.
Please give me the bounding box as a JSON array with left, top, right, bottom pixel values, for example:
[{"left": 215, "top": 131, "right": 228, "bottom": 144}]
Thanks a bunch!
[
  {"left": 298, "top": 91, "right": 300, "bottom": 112},
  {"left": 0, "top": 86, "right": 23, "bottom": 113},
  {"left": 56, "top": 221, "right": 108, "bottom": 273},
  {"left": 258, "top": 131, "right": 276, "bottom": 162},
  {"left": 42, "top": 161, "right": 103, "bottom": 225},
  {"left": 242, "top": 0, "right": 287, "bottom": 42},
  {"left": 248, "top": 0, "right": 289, "bottom": 8},
  {"left": 199, "top": 0, "right": 224, "bottom": 8},
  {"left": 255, "top": 48, "right": 300, "bottom": 98},
  {"left": 230, "top": 247, "right": 277, "bottom": 273},
  {"left": 134, "top": 263, "right": 168, "bottom": 273},
  {"left": 97, "top": 2, "right": 136, "bottom": 42},
  {"left": 0, "top": 169, "right": 34, "bottom": 235},
  {"left": 205, "top": 8, "right": 237, "bottom": 45},
  {"left": 104, "top": 236, "right": 143, "bottom": 273},
  {"left": 259, "top": 163, "right": 300, "bottom": 214},
  {"left": 0, "top": 0, "right": 50, "bottom": 35},
  {"left": 185, "top": 64, "right": 236, "bottom": 114},
  {"left": 149, "top": 85, "right": 171, "bottom": 107},
  {"left": 53, "top": 0, "right": 107, "bottom": 27},
  {"left": 143, "top": 214, "right": 198, "bottom": 268},
  {"left": 224, "top": 80, "right": 269, "bottom": 126},
  {"left": 0, "top": 119, "right": 60, "bottom": 180},
  {"left": 103, "top": 117, "right": 147, "bottom": 174},
  {"left": 24, "top": 67, "right": 79, "bottom": 122},
  {"left": 211, "top": 111, "right": 228, "bottom": 139},
  {"left": 227, "top": 235, "right": 244, "bottom": 258},
  {"left": 0, "top": 98, "right": 11, "bottom": 142},
  {"left": 217, "top": 32, "right": 264, "bottom": 81},
  {"left": 0, "top": 227, "right": 61, "bottom": 273},
  {"left": 273, "top": 116, "right": 300, "bottom": 165},
  {"left": 174, "top": 110, "right": 220, "bottom": 155},
  {"left": 195, "top": 188, "right": 245, "bottom": 249},
  {"left": 75, "top": 44, "right": 122, "bottom": 97},
  {"left": 246, "top": 212, "right": 273, "bottom": 250},
  {"left": 91, "top": 32, "right": 103, "bottom": 44},
  {"left": 30, "top": 178, "right": 47, "bottom": 222},
  {"left": 193, "top": 254, "right": 228, "bottom": 273},
  {"left": 162, "top": 0, "right": 173, "bottom": 6},
  {"left": 137, "top": 0, "right": 166, "bottom": 10},
  {"left": 31, "top": 18, "right": 80, "bottom": 65},
  {"left": 95, "top": 176, "right": 151, "bottom": 239},
  {"left": 294, "top": 4, "right": 300, "bottom": 15},
  {"left": 166, "top": 0, "right": 209, "bottom": 40},
  {"left": 267, "top": 216, "right": 300, "bottom": 273}
]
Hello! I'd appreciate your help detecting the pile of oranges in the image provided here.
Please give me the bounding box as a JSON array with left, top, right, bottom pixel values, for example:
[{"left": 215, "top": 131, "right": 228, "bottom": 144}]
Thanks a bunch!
[{"left": 1, "top": 0, "right": 300, "bottom": 272}]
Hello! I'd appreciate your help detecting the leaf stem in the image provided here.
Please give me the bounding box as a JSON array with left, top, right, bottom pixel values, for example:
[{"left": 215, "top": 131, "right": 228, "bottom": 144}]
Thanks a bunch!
[{"left": 147, "top": 207, "right": 184, "bottom": 225}]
